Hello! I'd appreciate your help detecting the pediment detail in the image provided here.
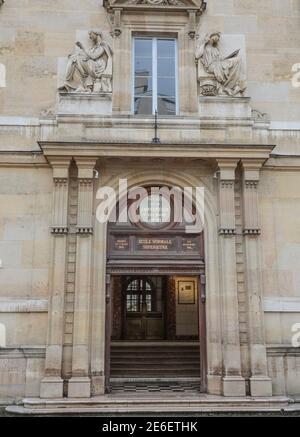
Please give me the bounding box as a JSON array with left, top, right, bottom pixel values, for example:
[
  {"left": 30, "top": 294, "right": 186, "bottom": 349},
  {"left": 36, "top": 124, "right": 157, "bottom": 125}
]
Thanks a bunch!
[
  {"left": 104, "top": 0, "right": 206, "bottom": 10},
  {"left": 104, "top": 0, "right": 206, "bottom": 38}
]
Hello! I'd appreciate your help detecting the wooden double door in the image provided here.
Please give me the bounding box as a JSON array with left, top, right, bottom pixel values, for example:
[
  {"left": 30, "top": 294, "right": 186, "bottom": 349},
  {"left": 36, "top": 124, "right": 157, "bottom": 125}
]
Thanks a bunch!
[{"left": 123, "top": 276, "right": 165, "bottom": 340}]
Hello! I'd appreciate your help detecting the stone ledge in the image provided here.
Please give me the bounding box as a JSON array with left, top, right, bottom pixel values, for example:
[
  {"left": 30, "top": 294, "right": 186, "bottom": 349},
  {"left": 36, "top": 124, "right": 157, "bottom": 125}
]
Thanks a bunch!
[
  {"left": 0, "top": 347, "right": 45, "bottom": 359},
  {"left": 0, "top": 299, "right": 48, "bottom": 313},
  {"left": 264, "top": 297, "right": 300, "bottom": 313},
  {"left": 198, "top": 96, "right": 252, "bottom": 121},
  {"left": 57, "top": 92, "right": 112, "bottom": 117},
  {"left": 267, "top": 346, "right": 300, "bottom": 357}
]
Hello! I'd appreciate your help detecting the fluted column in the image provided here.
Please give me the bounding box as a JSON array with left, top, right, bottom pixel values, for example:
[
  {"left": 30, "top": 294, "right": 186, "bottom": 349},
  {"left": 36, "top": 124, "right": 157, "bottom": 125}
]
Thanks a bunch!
[
  {"left": 241, "top": 160, "right": 272, "bottom": 397},
  {"left": 68, "top": 158, "right": 97, "bottom": 398},
  {"left": 217, "top": 160, "right": 246, "bottom": 397},
  {"left": 40, "top": 158, "right": 71, "bottom": 398}
]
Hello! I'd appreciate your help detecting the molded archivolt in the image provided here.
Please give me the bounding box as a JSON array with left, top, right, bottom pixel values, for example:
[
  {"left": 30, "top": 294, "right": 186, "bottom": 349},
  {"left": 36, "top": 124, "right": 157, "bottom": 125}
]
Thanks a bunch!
[{"left": 91, "top": 168, "right": 223, "bottom": 394}]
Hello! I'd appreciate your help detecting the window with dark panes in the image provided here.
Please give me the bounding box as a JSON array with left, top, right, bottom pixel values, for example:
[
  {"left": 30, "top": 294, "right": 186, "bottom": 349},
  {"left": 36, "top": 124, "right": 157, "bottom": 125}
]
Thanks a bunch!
[{"left": 133, "top": 37, "right": 177, "bottom": 116}]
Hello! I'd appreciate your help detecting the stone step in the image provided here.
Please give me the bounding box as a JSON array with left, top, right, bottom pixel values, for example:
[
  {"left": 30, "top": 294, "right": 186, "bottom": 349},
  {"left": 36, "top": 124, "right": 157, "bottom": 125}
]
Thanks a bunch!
[
  {"left": 6, "top": 396, "right": 293, "bottom": 415},
  {"left": 110, "top": 343, "right": 201, "bottom": 379},
  {"left": 110, "top": 371, "right": 201, "bottom": 377}
]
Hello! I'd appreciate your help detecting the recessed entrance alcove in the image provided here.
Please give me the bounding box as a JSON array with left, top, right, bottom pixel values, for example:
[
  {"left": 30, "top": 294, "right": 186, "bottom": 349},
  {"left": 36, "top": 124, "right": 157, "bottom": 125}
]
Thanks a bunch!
[{"left": 105, "top": 186, "right": 207, "bottom": 393}]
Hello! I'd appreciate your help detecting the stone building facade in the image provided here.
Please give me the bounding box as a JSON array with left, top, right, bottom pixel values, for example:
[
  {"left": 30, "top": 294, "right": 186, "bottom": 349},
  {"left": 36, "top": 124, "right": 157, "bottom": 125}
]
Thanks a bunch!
[{"left": 0, "top": 0, "right": 300, "bottom": 410}]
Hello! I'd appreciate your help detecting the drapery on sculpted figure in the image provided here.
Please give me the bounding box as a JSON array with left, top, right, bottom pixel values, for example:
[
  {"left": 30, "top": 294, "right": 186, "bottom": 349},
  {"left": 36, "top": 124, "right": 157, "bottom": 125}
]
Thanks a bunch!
[
  {"left": 195, "top": 32, "right": 247, "bottom": 96},
  {"left": 58, "top": 30, "right": 113, "bottom": 93}
]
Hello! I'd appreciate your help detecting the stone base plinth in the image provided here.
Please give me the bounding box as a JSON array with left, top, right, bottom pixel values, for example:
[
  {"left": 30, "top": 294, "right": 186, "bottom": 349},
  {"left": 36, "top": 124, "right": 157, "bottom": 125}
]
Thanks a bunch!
[
  {"left": 250, "top": 377, "right": 273, "bottom": 397},
  {"left": 91, "top": 374, "right": 106, "bottom": 396},
  {"left": 199, "top": 96, "right": 251, "bottom": 121},
  {"left": 207, "top": 375, "right": 223, "bottom": 395},
  {"left": 68, "top": 377, "right": 91, "bottom": 398},
  {"left": 223, "top": 376, "right": 246, "bottom": 397},
  {"left": 40, "top": 377, "right": 64, "bottom": 399},
  {"left": 58, "top": 92, "right": 112, "bottom": 116}
]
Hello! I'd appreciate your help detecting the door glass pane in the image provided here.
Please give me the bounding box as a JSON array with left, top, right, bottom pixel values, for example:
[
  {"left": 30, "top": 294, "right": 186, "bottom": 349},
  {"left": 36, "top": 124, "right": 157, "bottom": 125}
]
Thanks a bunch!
[
  {"left": 157, "top": 39, "right": 175, "bottom": 58},
  {"left": 134, "top": 76, "right": 152, "bottom": 95},
  {"left": 126, "top": 294, "right": 139, "bottom": 312},
  {"left": 157, "top": 97, "right": 176, "bottom": 115},
  {"left": 146, "top": 294, "right": 152, "bottom": 312},
  {"left": 157, "top": 58, "right": 175, "bottom": 77},
  {"left": 135, "top": 38, "right": 152, "bottom": 57},
  {"left": 157, "top": 78, "right": 175, "bottom": 97},
  {"left": 134, "top": 97, "right": 153, "bottom": 115},
  {"left": 135, "top": 57, "right": 152, "bottom": 76}
]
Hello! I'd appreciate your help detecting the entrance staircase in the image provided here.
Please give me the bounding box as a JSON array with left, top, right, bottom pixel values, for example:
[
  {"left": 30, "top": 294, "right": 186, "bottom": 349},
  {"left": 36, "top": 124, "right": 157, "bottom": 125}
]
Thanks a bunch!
[{"left": 110, "top": 342, "right": 201, "bottom": 392}]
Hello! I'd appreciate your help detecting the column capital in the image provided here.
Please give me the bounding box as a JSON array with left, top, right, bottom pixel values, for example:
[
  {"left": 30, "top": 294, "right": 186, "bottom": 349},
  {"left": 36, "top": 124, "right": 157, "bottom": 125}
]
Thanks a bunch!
[
  {"left": 75, "top": 158, "right": 97, "bottom": 235},
  {"left": 48, "top": 157, "right": 72, "bottom": 179},
  {"left": 217, "top": 159, "right": 239, "bottom": 181},
  {"left": 51, "top": 160, "right": 70, "bottom": 235},
  {"left": 74, "top": 157, "right": 98, "bottom": 179},
  {"left": 241, "top": 160, "right": 261, "bottom": 236},
  {"left": 217, "top": 160, "right": 237, "bottom": 235},
  {"left": 241, "top": 159, "right": 265, "bottom": 182}
]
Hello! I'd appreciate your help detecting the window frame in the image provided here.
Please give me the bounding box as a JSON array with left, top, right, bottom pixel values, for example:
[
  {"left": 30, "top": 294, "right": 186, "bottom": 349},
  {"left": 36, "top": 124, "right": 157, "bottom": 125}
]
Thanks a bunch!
[{"left": 132, "top": 36, "right": 179, "bottom": 116}]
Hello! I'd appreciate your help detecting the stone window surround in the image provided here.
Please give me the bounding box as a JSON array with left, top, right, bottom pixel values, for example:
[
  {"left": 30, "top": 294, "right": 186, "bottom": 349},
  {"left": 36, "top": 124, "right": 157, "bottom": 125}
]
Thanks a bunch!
[{"left": 112, "top": 15, "right": 199, "bottom": 116}]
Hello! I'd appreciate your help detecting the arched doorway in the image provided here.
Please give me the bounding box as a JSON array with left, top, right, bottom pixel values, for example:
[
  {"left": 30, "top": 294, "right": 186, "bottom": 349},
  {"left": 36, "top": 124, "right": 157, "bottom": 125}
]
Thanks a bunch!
[{"left": 105, "top": 185, "right": 207, "bottom": 392}]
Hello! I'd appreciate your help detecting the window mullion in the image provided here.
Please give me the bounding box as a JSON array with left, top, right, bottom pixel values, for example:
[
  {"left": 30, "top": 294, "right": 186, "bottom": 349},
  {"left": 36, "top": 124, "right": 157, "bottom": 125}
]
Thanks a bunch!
[
  {"left": 153, "top": 38, "right": 157, "bottom": 115},
  {"left": 175, "top": 38, "right": 178, "bottom": 115},
  {"left": 132, "top": 37, "right": 135, "bottom": 115}
]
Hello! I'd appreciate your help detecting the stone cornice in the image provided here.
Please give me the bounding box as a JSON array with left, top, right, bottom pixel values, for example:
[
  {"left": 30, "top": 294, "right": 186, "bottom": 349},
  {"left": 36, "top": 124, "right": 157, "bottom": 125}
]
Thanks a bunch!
[
  {"left": 218, "top": 228, "right": 236, "bottom": 236},
  {"left": 39, "top": 141, "right": 275, "bottom": 161},
  {"left": 0, "top": 152, "right": 48, "bottom": 168},
  {"left": 51, "top": 226, "right": 69, "bottom": 235},
  {"left": 243, "top": 228, "right": 261, "bottom": 236}
]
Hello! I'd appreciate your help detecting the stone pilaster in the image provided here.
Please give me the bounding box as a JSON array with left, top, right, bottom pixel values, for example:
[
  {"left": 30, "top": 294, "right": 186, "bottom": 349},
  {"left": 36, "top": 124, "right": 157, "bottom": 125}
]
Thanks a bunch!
[
  {"left": 178, "top": 29, "right": 198, "bottom": 115},
  {"left": 241, "top": 160, "right": 272, "bottom": 397},
  {"left": 217, "top": 160, "right": 246, "bottom": 397},
  {"left": 40, "top": 158, "right": 71, "bottom": 399},
  {"left": 68, "top": 158, "right": 97, "bottom": 398},
  {"left": 112, "top": 28, "right": 131, "bottom": 114}
]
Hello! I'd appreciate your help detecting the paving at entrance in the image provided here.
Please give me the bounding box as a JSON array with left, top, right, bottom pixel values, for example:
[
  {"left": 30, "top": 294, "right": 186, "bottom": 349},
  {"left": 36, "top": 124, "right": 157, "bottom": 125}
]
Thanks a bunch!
[{"left": 110, "top": 381, "right": 201, "bottom": 394}]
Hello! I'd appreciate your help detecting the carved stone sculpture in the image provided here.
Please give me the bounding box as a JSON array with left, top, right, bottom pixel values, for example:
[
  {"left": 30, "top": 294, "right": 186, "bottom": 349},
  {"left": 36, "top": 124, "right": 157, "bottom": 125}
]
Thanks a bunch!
[
  {"left": 58, "top": 31, "right": 113, "bottom": 94},
  {"left": 195, "top": 32, "right": 247, "bottom": 97}
]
